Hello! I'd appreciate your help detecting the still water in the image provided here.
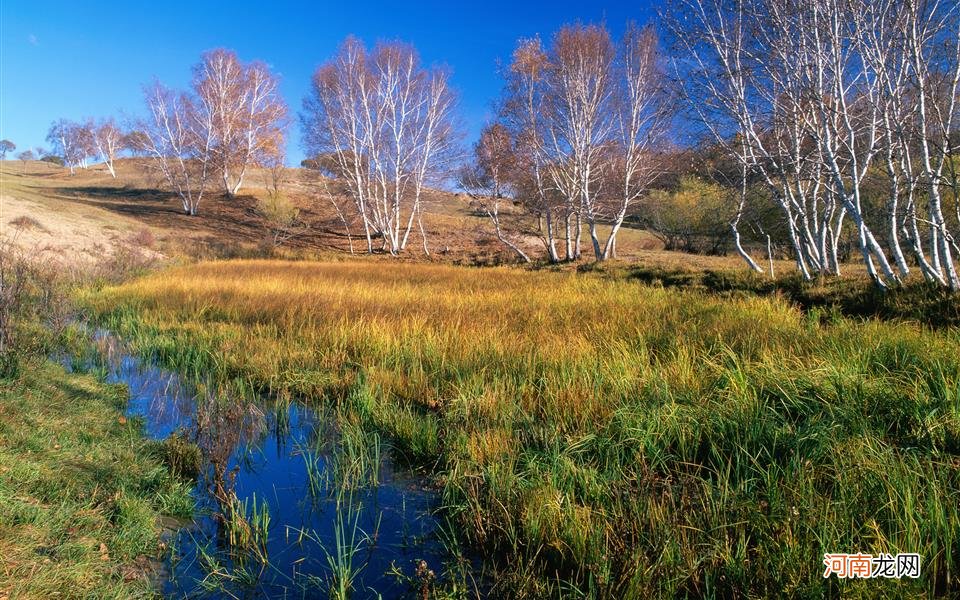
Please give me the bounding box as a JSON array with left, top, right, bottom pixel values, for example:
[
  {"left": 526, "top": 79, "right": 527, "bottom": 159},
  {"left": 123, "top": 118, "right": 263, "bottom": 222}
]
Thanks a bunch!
[{"left": 67, "top": 332, "right": 471, "bottom": 598}]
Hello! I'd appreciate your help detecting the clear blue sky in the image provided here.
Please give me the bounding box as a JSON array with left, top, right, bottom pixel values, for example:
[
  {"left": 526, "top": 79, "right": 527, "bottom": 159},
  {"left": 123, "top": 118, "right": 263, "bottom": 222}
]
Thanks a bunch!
[{"left": 1, "top": 1, "right": 657, "bottom": 164}]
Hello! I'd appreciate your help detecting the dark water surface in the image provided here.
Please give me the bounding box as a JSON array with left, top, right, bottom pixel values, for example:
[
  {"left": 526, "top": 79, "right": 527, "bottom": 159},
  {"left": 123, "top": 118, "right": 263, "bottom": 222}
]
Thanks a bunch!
[{"left": 67, "top": 332, "right": 467, "bottom": 598}]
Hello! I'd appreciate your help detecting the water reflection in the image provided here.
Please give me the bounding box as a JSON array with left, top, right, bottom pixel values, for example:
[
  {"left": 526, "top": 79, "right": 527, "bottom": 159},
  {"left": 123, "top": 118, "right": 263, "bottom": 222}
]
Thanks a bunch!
[{"left": 67, "top": 331, "right": 464, "bottom": 598}]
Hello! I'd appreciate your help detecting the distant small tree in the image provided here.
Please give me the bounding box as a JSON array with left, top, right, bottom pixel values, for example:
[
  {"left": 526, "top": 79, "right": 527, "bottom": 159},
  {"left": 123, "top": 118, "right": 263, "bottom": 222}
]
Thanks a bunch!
[
  {"left": 46, "top": 119, "right": 86, "bottom": 174},
  {"left": 256, "top": 153, "right": 308, "bottom": 247},
  {"left": 257, "top": 192, "right": 305, "bottom": 248},
  {"left": 460, "top": 123, "right": 531, "bottom": 263},
  {"left": 0, "top": 140, "right": 15, "bottom": 160},
  {"left": 122, "top": 130, "right": 150, "bottom": 157},
  {"left": 31, "top": 146, "right": 62, "bottom": 166},
  {"left": 642, "top": 177, "right": 730, "bottom": 254},
  {"left": 15, "top": 150, "right": 34, "bottom": 173},
  {"left": 89, "top": 118, "right": 123, "bottom": 177}
]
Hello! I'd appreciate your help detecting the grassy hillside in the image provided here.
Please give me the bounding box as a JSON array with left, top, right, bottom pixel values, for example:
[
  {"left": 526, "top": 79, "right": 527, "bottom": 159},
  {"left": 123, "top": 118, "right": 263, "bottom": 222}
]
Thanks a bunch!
[
  {"left": 84, "top": 260, "right": 960, "bottom": 598},
  {"left": 0, "top": 159, "right": 674, "bottom": 267}
]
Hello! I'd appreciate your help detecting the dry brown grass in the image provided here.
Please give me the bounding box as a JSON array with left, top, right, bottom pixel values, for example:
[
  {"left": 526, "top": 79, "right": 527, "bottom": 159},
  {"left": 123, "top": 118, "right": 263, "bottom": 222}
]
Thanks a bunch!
[{"left": 1, "top": 159, "right": 681, "bottom": 268}]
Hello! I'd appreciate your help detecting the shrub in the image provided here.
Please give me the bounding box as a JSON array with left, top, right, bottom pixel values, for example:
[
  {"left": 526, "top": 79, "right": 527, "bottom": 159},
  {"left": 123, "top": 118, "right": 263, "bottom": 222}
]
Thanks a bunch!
[
  {"left": 92, "top": 238, "right": 159, "bottom": 284},
  {"left": 0, "top": 244, "right": 69, "bottom": 376},
  {"left": 156, "top": 431, "right": 202, "bottom": 479},
  {"left": 641, "top": 176, "right": 731, "bottom": 254},
  {"left": 8, "top": 215, "right": 46, "bottom": 231},
  {"left": 256, "top": 193, "right": 305, "bottom": 248},
  {"left": 128, "top": 227, "right": 156, "bottom": 250}
]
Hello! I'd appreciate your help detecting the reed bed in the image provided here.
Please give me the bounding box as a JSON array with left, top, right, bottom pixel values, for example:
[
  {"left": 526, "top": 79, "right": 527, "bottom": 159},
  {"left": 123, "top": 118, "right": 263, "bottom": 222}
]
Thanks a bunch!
[{"left": 83, "top": 259, "right": 960, "bottom": 598}]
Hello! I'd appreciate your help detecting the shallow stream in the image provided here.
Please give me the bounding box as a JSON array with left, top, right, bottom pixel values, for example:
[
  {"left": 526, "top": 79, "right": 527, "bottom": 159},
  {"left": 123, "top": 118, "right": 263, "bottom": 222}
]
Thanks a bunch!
[{"left": 66, "top": 331, "right": 470, "bottom": 598}]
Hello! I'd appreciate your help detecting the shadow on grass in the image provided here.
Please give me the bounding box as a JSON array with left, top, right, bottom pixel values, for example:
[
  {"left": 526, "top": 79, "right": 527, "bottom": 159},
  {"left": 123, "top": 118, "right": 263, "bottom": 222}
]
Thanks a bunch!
[
  {"left": 618, "top": 264, "right": 960, "bottom": 327},
  {"left": 44, "top": 184, "right": 354, "bottom": 256}
]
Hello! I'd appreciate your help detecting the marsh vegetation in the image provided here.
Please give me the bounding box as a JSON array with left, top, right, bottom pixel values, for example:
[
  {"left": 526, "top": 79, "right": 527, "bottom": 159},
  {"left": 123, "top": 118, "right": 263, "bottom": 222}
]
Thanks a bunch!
[
  {"left": 0, "top": 247, "right": 192, "bottom": 598},
  {"left": 64, "top": 328, "right": 478, "bottom": 598},
  {"left": 80, "top": 259, "right": 960, "bottom": 597}
]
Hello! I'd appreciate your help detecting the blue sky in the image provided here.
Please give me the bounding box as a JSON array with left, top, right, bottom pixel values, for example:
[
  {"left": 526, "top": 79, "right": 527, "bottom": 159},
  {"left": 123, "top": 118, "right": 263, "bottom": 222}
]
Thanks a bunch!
[{"left": 1, "top": 1, "right": 657, "bottom": 164}]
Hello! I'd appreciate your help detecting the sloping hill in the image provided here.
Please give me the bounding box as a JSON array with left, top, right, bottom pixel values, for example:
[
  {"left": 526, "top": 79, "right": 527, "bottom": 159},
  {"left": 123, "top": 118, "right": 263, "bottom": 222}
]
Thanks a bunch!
[
  {"left": 0, "top": 158, "right": 666, "bottom": 267},
  {"left": 0, "top": 161, "right": 162, "bottom": 265}
]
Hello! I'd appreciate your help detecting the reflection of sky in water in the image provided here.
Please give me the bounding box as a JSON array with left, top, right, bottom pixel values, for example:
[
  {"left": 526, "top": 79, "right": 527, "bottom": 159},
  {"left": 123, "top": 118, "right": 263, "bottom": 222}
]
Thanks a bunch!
[{"left": 67, "top": 332, "right": 465, "bottom": 598}]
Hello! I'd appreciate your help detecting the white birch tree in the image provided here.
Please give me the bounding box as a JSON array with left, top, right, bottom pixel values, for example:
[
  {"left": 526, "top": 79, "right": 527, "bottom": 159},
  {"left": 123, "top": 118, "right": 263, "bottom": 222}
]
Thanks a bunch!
[
  {"left": 497, "top": 24, "right": 669, "bottom": 263},
  {"left": 136, "top": 82, "right": 214, "bottom": 216},
  {"left": 46, "top": 119, "right": 84, "bottom": 175},
  {"left": 194, "top": 49, "right": 288, "bottom": 197},
  {"left": 90, "top": 118, "right": 124, "bottom": 178},
  {"left": 668, "top": 0, "right": 959, "bottom": 289},
  {"left": 302, "top": 37, "right": 458, "bottom": 256}
]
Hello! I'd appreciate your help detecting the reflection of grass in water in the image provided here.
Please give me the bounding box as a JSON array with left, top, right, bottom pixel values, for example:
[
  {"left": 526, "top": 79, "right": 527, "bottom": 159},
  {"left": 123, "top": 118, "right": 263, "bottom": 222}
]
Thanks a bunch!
[
  {"left": 190, "top": 538, "right": 269, "bottom": 598},
  {"left": 68, "top": 330, "right": 296, "bottom": 597},
  {"left": 166, "top": 379, "right": 275, "bottom": 597},
  {"left": 301, "top": 415, "right": 383, "bottom": 499},
  {"left": 186, "top": 387, "right": 386, "bottom": 598},
  {"left": 297, "top": 416, "right": 387, "bottom": 598},
  {"left": 183, "top": 493, "right": 274, "bottom": 598},
  {"left": 389, "top": 516, "right": 484, "bottom": 600},
  {"left": 287, "top": 488, "right": 382, "bottom": 600}
]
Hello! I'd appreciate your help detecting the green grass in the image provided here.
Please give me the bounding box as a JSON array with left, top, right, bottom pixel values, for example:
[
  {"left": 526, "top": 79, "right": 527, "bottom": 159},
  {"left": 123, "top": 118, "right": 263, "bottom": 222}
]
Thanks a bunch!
[
  {"left": 82, "top": 259, "right": 960, "bottom": 598},
  {"left": 617, "top": 263, "right": 960, "bottom": 327},
  {"left": 0, "top": 361, "right": 193, "bottom": 599}
]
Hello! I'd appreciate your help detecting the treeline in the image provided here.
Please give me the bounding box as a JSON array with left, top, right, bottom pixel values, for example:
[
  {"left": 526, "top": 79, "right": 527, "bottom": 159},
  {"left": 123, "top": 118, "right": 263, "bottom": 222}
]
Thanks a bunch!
[
  {"left": 0, "top": 135, "right": 74, "bottom": 166},
  {"left": 45, "top": 118, "right": 128, "bottom": 176},
  {"left": 669, "top": 0, "right": 960, "bottom": 290},
  {"left": 9, "top": 50, "right": 286, "bottom": 218},
  {"left": 25, "top": 0, "right": 960, "bottom": 290}
]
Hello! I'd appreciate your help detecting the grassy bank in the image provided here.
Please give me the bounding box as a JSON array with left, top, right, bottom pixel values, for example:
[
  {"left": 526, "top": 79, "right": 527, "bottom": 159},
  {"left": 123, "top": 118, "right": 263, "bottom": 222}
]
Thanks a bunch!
[
  {"left": 0, "top": 361, "right": 193, "bottom": 598},
  {"left": 0, "top": 244, "right": 192, "bottom": 599},
  {"left": 84, "top": 259, "right": 960, "bottom": 598}
]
